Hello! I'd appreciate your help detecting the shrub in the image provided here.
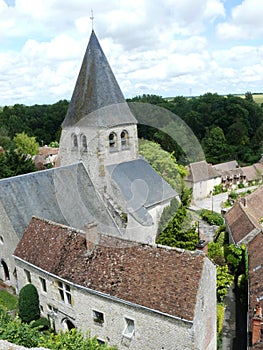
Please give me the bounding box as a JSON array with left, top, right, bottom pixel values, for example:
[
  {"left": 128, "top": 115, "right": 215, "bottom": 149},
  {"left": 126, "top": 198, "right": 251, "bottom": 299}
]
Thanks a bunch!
[
  {"left": 208, "top": 242, "right": 225, "bottom": 265},
  {"left": 213, "top": 184, "right": 223, "bottom": 195},
  {"left": 31, "top": 317, "right": 50, "bottom": 331},
  {"left": 216, "top": 265, "right": 234, "bottom": 302},
  {"left": 217, "top": 303, "right": 224, "bottom": 334},
  {"left": 200, "top": 209, "right": 224, "bottom": 226},
  {"left": 18, "top": 284, "right": 40, "bottom": 323}
]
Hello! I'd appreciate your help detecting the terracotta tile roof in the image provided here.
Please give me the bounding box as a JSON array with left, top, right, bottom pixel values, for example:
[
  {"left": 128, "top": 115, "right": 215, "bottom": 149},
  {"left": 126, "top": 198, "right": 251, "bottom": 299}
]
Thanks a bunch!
[
  {"left": 39, "top": 147, "right": 59, "bottom": 157},
  {"left": 213, "top": 160, "right": 239, "bottom": 172},
  {"left": 225, "top": 202, "right": 256, "bottom": 243},
  {"left": 242, "top": 165, "right": 260, "bottom": 182},
  {"left": 225, "top": 186, "right": 263, "bottom": 243},
  {"left": 246, "top": 186, "right": 263, "bottom": 222},
  {"left": 248, "top": 233, "right": 263, "bottom": 347},
  {"left": 186, "top": 161, "right": 219, "bottom": 183},
  {"left": 14, "top": 217, "right": 206, "bottom": 321}
]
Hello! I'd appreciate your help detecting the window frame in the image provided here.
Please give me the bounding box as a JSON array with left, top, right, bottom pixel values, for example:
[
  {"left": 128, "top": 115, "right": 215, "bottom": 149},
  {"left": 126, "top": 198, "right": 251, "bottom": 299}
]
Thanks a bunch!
[
  {"left": 39, "top": 276, "right": 47, "bottom": 293},
  {"left": 92, "top": 310, "right": 104, "bottom": 324},
  {"left": 123, "top": 317, "right": 135, "bottom": 338},
  {"left": 24, "top": 269, "right": 31, "bottom": 283},
  {"left": 58, "top": 281, "right": 72, "bottom": 305}
]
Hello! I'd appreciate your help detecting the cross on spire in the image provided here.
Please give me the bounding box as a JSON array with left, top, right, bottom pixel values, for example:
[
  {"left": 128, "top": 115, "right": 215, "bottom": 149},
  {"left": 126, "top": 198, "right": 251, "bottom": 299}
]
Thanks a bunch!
[{"left": 90, "top": 9, "right": 94, "bottom": 30}]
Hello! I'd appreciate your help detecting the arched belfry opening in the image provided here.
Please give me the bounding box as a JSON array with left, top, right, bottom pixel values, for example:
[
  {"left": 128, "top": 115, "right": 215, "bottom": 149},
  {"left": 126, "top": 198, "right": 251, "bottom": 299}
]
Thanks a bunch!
[
  {"left": 109, "top": 132, "right": 117, "bottom": 152},
  {"left": 121, "top": 130, "right": 129, "bottom": 150},
  {"left": 81, "top": 135, "right": 87, "bottom": 152},
  {"left": 72, "top": 134, "right": 78, "bottom": 151}
]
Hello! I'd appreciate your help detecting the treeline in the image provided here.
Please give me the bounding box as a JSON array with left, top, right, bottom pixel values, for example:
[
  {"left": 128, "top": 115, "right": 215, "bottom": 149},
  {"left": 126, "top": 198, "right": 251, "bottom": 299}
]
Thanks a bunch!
[
  {"left": 0, "top": 100, "right": 69, "bottom": 148},
  {"left": 1, "top": 92, "right": 263, "bottom": 165},
  {"left": 128, "top": 92, "right": 263, "bottom": 165}
]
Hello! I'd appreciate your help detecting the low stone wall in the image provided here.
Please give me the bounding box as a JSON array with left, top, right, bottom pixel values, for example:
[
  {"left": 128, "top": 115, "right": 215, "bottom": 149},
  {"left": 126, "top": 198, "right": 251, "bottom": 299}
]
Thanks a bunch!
[{"left": 0, "top": 340, "right": 49, "bottom": 350}]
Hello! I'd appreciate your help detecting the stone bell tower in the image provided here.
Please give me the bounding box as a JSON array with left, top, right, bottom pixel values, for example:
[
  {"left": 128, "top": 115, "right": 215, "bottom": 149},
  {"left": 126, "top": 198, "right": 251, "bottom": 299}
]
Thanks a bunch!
[{"left": 59, "top": 30, "right": 139, "bottom": 192}]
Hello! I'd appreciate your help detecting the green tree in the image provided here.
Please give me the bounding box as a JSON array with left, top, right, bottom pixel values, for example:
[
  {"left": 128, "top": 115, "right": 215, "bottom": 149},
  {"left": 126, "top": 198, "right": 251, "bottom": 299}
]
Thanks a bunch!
[
  {"left": 202, "top": 127, "right": 228, "bottom": 163},
  {"left": 0, "top": 147, "right": 36, "bottom": 179},
  {"left": 139, "top": 139, "right": 187, "bottom": 193},
  {"left": 18, "top": 284, "right": 40, "bottom": 323},
  {"left": 157, "top": 205, "right": 199, "bottom": 250},
  {"left": 14, "top": 132, "right": 39, "bottom": 156}
]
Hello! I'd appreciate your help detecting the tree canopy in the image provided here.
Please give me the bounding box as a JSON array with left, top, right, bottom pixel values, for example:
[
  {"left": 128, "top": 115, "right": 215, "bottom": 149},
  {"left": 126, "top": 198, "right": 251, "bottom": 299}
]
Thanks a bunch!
[{"left": 129, "top": 92, "right": 263, "bottom": 165}]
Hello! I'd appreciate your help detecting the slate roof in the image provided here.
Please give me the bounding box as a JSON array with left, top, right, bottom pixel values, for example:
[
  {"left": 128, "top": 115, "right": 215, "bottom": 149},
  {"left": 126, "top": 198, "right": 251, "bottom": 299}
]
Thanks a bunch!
[
  {"left": 0, "top": 163, "right": 119, "bottom": 238},
  {"left": 186, "top": 160, "right": 219, "bottom": 183},
  {"left": 14, "top": 216, "right": 206, "bottom": 321},
  {"left": 107, "top": 158, "right": 178, "bottom": 225},
  {"left": 62, "top": 30, "right": 137, "bottom": 128}
]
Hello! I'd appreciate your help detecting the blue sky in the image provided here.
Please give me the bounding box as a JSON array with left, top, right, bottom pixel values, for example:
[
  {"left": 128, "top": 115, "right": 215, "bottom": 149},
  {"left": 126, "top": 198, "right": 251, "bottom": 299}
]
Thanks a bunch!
[{"left": 1, "top": 0, "right": 263, "bottom": 105}]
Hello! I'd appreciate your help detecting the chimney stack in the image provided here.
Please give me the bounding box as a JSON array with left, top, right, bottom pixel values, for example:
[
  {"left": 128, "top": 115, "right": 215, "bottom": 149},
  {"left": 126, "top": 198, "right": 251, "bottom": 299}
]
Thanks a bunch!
[
  {"left": 85, "top": 222, "right": 100, "bottom": 255},
  {"left": 252, "top": 304, "right": 262, "bottom": 345}
]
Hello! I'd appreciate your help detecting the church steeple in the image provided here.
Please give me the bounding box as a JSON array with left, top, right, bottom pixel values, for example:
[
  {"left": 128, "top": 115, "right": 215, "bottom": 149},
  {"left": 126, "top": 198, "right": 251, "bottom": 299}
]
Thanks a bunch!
[{"left": 62, "top": 30, "right": 137, "bottom": 128}]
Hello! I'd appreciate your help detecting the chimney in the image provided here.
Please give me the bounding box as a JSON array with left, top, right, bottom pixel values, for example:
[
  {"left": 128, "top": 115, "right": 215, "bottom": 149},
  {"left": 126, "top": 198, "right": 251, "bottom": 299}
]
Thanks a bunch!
[
  {"left": 84, "top": 222, "right": 100, "bottom": 255},
  {"left": 252, "top": 304, "right": 262, "bottom": 345}
]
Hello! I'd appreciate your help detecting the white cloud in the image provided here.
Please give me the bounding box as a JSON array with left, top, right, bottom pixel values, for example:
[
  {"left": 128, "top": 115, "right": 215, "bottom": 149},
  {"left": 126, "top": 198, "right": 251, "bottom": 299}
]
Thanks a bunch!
[
  {"left": 0, "top": 0, "right": 263, "bottom": 105},
  {"left": 217, "top": 0, "right": 263, "bottom": 39}
]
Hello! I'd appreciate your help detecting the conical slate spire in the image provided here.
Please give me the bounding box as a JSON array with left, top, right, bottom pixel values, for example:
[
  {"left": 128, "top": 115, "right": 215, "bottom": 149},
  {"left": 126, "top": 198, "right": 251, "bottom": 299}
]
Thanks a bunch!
[{"left": 62, "top": 30, "right": 137, "bottom": 128}]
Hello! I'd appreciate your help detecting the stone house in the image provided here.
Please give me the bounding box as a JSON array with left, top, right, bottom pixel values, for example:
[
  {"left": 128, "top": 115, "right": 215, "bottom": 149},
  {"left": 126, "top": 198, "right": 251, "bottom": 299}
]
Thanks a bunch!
[
  {"left": 185, "top": 160, "right": 221, "bottom": 200},
  {"left": 13, "top": 216, "right": 217, "bottom": 350},
  {"left": 225, "top": 186, "right": 263, "bottom": 348},
  {"left": 212, "top": 160, "right": 245, "bottom": 190}
]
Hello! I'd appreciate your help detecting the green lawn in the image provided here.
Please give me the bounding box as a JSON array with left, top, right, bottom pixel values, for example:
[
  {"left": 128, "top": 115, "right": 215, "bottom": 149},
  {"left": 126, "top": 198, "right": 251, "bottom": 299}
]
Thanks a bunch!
[{"left": 0, "top": 290, "right": 18, "bottom": 310}]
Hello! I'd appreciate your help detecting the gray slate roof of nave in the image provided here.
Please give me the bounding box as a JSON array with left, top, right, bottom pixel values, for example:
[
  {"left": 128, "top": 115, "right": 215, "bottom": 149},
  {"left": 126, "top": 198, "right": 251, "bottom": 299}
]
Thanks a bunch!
[
  {"left": 107, "top": 158, "right": 178, "bottom": 225},
  {"left": 0, "top": 163, "right": 120, "bottom": 238}
]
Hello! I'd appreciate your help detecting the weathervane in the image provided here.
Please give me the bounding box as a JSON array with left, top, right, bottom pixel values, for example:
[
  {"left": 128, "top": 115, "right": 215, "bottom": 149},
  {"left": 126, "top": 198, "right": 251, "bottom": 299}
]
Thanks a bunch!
[{"left": 90, "top": 9, "right": 94, "bottom": 30}]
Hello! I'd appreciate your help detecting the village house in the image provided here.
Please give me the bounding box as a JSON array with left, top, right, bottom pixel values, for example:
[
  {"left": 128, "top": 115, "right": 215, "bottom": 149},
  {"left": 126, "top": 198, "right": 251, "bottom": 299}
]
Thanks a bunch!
[
  {"left": 225, "top": 186, "right": 263, "bottom": 348},
  {"left": 185, "top": 160, "right": 221, "bottom": 200},
  {"left": 0, "top": 29, "right": 217, "bottom": 349},
  {"left": 13, "top": 216, "right": 216, "bottom": 350},
  {"left": 187, "top": 159, "right": 263, "bottom": 200}
]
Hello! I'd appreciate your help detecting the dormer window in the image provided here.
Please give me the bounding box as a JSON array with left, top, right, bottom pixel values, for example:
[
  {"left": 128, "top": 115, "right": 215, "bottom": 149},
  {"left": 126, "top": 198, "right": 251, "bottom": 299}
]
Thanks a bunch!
[
  {"left": 72, "top": 134, "right": 78, "bottom": 151},
  {"left": 109, "top": 132, "right": 117, "bottom": 152},
  {"left": 121, "top": 130, "right": 129, "bottom": 150},
  {"left": 81, "top": 135, "right": 87, "bottom": 152}
]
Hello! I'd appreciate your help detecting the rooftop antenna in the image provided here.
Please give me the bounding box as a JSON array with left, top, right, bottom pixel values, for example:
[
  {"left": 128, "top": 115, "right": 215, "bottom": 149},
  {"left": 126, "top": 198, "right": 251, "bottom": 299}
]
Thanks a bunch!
[{"left": 90, "top": 9, "right": 94, "bottom": 30}]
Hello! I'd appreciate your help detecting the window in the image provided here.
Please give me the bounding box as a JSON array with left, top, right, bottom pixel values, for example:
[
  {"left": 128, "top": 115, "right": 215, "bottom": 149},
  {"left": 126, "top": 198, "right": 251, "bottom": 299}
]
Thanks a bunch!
[
  {"left": 109, "top": 132, "right": 117, "bottom": 152},
  {"left": 39, "top": 277, "right": 47, "bottom": 292},
  {"left": 93, "top": 310, "right": 104, "bottom": 324},
  {"left": 81, "top": 135, "right": 87, "bottom": 152},
  {"left": 121, "top": 130, "right": 129, "bottom": 150},
  {"left": 24, "top": 269, "right": 31, "bottom": 283},
  {"left": 47, "top": 304, "right": 58, "bottom": 316},
  {"left": 58, "top": 281, "right": 72, "bottom": 305},
  {"left": 71, "top": 134, "right": 78, "bottom": 151},
  {"left": 123, "top": 318, "right": 135, "bottom": 338}
]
